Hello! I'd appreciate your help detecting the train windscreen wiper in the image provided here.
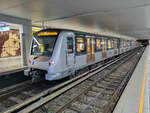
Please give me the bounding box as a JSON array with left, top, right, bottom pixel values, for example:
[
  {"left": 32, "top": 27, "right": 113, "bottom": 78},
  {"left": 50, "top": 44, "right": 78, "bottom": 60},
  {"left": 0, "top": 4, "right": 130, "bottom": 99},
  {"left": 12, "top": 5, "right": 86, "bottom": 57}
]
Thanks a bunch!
[{"left": 33, "top": 53, "right": 42, "bottom": 60}]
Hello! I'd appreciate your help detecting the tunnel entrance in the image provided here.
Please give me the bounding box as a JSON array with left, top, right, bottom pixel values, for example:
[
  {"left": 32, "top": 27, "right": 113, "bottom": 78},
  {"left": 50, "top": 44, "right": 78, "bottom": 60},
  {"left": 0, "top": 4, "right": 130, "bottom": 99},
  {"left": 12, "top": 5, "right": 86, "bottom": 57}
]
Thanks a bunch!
[{"left": 137, "top": 40, "right": 149, "bottom": 47}]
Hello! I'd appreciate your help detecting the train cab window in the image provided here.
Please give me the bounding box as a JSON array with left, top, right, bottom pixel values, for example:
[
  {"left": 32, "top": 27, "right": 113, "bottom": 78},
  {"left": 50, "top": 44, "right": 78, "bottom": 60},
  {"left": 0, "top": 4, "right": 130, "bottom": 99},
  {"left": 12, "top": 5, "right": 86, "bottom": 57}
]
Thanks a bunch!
[
  {"left": 96, "top": 39, "right": 101, "bottom": 51},
  {"left": 67, "top": 37, "right": 73, "bottom": 53},
  {"left": 76, "top": 37, "right": 85, "bottom": 54},
  {"left": 31, "top": 35, "right": 57, "bottom": 57}
]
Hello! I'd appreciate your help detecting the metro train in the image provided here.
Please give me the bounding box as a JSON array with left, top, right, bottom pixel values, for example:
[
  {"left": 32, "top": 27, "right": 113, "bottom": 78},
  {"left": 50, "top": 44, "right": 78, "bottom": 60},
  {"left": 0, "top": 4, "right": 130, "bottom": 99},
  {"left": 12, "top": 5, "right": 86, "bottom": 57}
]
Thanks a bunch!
[{"left": 24, "top": 28, "right": 139, "bottom": 81}]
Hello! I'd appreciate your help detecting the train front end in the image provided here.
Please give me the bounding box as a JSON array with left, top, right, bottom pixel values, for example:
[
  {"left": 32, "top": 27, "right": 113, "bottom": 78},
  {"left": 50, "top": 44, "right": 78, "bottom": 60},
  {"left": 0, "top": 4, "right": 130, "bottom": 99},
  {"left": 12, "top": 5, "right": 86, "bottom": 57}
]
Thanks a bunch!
[{"left": 24, "top": 29, "right": 59, "bottom": 82}]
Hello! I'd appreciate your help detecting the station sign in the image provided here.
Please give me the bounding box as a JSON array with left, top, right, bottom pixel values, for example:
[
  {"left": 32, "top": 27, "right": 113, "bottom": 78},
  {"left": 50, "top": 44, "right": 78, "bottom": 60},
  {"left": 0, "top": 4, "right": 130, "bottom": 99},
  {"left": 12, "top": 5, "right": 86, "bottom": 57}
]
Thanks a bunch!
[{"left": 37, "top": 32, "right": 58, "bottom": 36}]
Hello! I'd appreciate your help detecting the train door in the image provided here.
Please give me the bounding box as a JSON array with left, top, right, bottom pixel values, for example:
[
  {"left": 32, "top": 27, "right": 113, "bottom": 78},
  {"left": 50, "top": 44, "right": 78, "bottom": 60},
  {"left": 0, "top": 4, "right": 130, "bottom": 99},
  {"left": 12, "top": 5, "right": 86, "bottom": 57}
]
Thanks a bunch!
[
  {"left": 66, "top": 37, "right": 75, "bottom": 66},
  {"left": 86, "top": 38, "right": 95, "bottom": 64},
  {"left": 121, "top": 40, "right": 124, "bottom": 53},
  {"left": 118, "top": 39, "right": 121, "bottom": 54},
  {"left": 102, "top": 38, "right": 107, "bottom": 58},
  {"left": 114, "top": 40, "right": 117, "bottom": 54}
]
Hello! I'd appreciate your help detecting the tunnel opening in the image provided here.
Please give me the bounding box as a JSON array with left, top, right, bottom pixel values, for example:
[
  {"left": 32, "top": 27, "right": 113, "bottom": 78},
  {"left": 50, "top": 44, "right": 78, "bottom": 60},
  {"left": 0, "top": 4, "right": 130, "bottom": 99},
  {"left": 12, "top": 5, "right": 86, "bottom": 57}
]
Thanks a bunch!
[{"left": 137, "top": 40, "right": 149, "bottom": 47}]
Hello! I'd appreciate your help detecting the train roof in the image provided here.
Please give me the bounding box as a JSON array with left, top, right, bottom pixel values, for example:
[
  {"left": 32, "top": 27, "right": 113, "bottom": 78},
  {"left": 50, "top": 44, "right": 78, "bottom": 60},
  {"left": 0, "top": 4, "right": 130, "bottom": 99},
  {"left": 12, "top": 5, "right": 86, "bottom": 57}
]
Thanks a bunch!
[{"left": 35, "top": 28, "right": 133, "bottom": 41}]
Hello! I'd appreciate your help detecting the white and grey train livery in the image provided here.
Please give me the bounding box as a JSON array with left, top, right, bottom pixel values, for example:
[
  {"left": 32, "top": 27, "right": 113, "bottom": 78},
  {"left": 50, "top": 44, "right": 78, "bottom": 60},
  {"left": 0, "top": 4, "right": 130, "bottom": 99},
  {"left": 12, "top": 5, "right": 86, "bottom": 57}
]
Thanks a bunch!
[{"left": 24, "top": 28, "right": 139, "bottom": 81}]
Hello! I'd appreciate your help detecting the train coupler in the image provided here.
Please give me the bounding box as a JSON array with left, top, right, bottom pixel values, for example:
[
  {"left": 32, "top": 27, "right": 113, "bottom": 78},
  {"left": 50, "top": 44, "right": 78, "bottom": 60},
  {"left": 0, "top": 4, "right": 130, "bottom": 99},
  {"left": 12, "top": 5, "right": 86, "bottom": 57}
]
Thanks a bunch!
[{"left": 31, "top": 70, "right": 45, "bottom": 83}]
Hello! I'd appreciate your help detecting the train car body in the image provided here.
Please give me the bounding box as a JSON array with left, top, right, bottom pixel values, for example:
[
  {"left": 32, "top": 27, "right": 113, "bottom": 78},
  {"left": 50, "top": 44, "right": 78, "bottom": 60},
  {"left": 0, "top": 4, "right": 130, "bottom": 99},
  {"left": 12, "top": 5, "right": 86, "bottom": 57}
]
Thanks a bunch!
[{"left": 24, "top": 29, "right": 139, "bottom": 81}]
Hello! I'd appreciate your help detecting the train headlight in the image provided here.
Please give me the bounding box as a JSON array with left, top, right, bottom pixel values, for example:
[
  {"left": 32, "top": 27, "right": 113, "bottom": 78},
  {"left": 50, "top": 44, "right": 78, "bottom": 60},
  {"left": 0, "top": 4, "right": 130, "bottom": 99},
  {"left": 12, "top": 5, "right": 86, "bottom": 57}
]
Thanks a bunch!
[{"left": 49, "top": 61, "right": 55, "bottom": 66}]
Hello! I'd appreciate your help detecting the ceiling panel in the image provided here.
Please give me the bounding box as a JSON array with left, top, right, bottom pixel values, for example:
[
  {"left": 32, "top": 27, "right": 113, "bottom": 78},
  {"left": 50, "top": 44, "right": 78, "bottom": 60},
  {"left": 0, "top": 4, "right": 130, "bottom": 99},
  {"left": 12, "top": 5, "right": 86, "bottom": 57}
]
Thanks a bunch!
[{"left": 1, "top": 0, "right": 150, "bottom": 39}]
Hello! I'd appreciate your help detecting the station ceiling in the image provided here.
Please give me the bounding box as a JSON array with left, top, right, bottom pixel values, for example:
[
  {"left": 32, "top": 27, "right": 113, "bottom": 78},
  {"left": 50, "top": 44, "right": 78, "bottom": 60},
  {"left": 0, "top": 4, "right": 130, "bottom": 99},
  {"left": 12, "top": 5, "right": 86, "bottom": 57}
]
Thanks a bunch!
[{"left": 0, "top": 0, "right": 150, "bottom": 39}]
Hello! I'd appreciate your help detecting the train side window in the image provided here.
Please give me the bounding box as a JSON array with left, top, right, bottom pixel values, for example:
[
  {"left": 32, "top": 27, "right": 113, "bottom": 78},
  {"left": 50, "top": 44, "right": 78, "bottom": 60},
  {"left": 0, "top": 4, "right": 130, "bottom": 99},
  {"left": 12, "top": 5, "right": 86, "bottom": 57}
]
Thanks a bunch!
[
  {"left": 125, "top": 41, "right": 127, "bottom": 47},
  {"left": 101, "top": 39, "right": 105, "bottom": 52},
  {"left": 126, "top": 41, "right": 128, "bottom": 47},
  {"left": 121, "top": 40, "right": 124, "bottom": 48},
  {"left": 113, "top": 40, "right": 117, "bottom": 49},
  {"left": 105, "top": 39, "right": 108, "bottom": 51},
  {"left": 127, "top": 41, "right": 130, "bottom": 47},
  {"left": 67, "top": 37, "right": 73, "bottom": 53},
  {"left": 96, "top": 39, "right": 101, "bottom": 51},
  {"left": 123, "top": 41, "right": 126, "bottom": 47},
  {"left": 102, "top": 38, "right": 107, "bottom": 52},
  {"left": 108, "top": 39, "right": 112, "bottom": 50},
  {"left": 111, "top": 40, "right": 114, "bottom": 49},
  {"left": 76, "top": 37, "right": 85, "bottom": 55},
  {"left": 130, "top": 41, "right": 132, "bottom": 46}
]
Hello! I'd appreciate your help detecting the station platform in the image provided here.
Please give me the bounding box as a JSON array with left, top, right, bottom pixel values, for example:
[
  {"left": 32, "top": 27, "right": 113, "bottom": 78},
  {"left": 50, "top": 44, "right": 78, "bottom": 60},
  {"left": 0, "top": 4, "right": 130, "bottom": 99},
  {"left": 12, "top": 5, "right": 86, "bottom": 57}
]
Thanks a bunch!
[
  {"left": 0, "top": 56, "right": 26, "bottom": 76},
  {"left": 113, "top": 46, "right": 150, "bottom": 113}
]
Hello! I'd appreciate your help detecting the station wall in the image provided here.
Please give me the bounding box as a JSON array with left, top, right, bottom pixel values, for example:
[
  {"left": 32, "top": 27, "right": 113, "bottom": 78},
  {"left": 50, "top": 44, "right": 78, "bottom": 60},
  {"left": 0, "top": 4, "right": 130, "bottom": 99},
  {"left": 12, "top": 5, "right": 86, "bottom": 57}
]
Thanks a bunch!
[
  {"left": 0, "top": 14, "right": 32, "bottom": 66},
  {"left": 0, "top": 29, "right": 21, "bottom": 57}
]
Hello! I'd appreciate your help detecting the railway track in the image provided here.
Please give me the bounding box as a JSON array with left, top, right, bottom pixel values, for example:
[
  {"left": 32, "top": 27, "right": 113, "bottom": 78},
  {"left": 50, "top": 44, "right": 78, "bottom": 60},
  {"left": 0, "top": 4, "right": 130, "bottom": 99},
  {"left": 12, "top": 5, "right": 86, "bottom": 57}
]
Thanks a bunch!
[
  {"left": 0, "top": 80, "right": 32, "bottom": 98},
  {"left": 0, "top": 70, "right": 29, "bottom": 89},
  {"left": 25, "top": 48, "right": 144, "bottom": 113},
  {"left": 0, "top": 47, "right": 144, "bottom": 113}
]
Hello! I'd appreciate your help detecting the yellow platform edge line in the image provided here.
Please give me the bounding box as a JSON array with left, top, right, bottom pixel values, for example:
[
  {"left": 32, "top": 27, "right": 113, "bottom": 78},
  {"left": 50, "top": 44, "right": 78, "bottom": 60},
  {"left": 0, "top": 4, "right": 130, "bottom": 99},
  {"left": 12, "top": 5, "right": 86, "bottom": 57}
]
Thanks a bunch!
[{"left": 138, "top": 49, "right": 148, "bottom": 113}]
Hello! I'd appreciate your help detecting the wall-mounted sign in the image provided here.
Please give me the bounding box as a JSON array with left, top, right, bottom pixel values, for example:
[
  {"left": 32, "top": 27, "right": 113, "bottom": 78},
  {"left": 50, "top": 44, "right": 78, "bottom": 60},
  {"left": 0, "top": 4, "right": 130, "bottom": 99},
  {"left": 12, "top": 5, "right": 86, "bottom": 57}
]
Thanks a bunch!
[
  {"left": 37, "top": 32, "right": 58, "bottom": 36},
  {"left": 0, "top": 26, "right": 10, "bottom": 31}
]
